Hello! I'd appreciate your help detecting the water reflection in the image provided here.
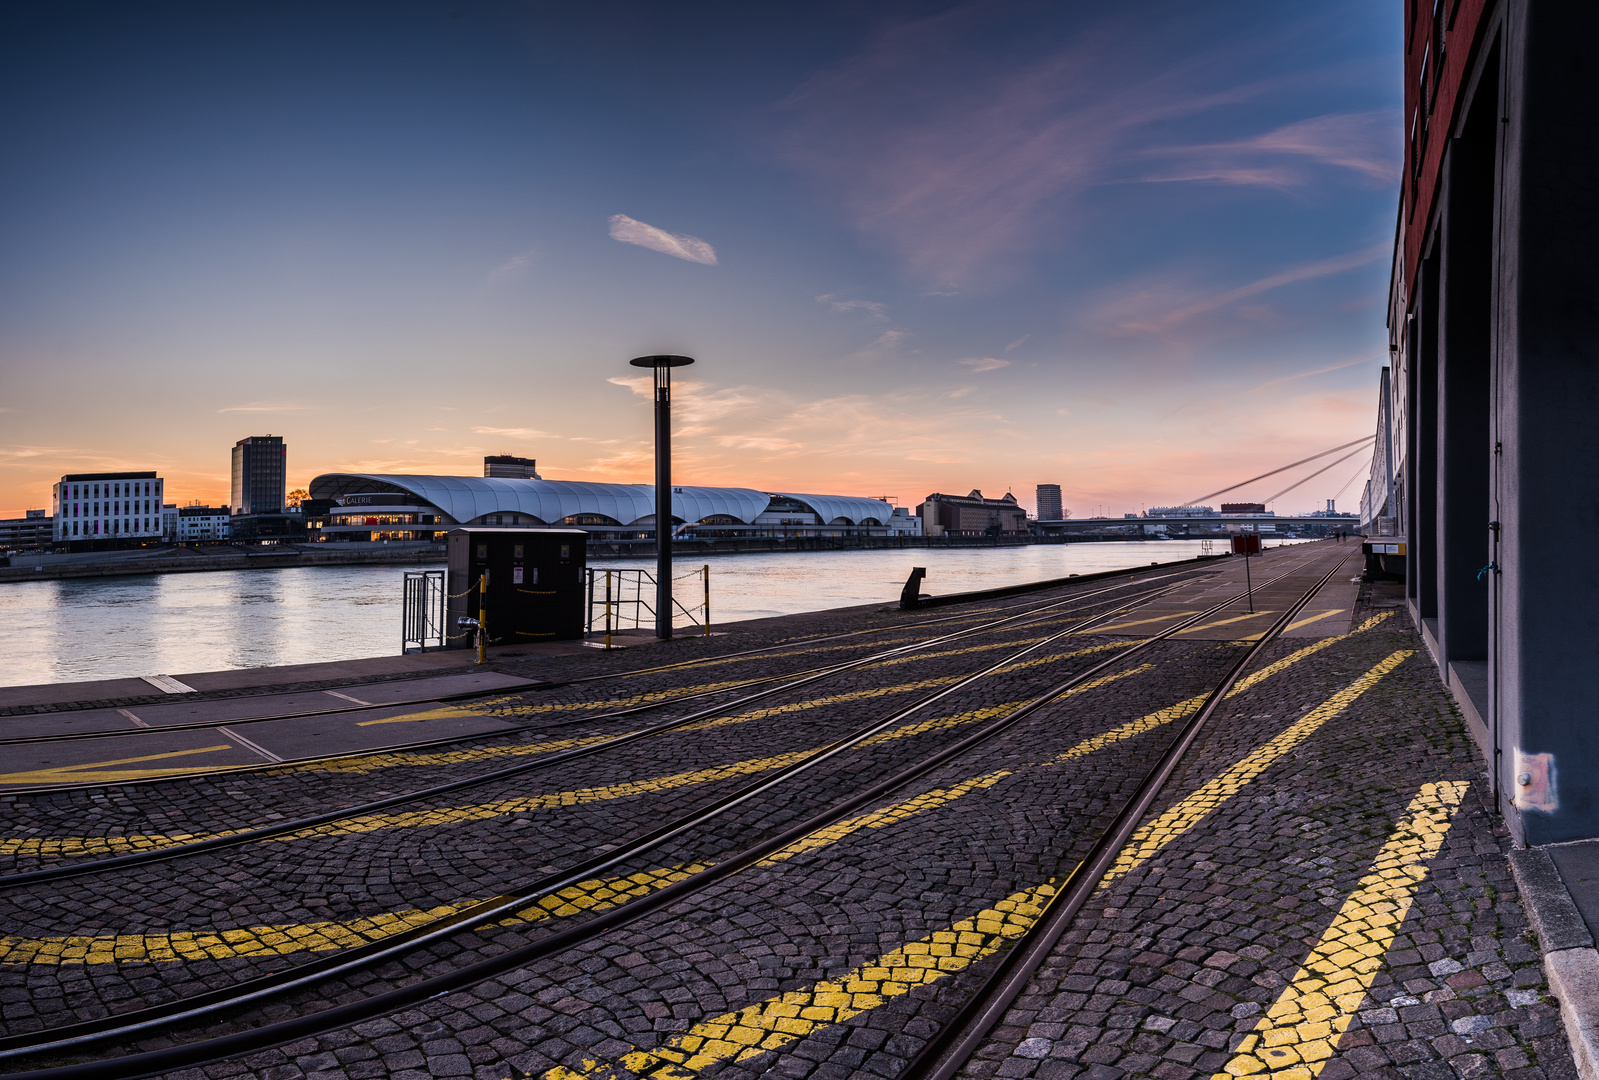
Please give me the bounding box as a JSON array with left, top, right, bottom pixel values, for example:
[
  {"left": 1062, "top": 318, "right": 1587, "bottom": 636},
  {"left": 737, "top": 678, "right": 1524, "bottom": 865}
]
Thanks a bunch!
[{"left": 0, "top": 541, "right": 1301, "bottom": 686}]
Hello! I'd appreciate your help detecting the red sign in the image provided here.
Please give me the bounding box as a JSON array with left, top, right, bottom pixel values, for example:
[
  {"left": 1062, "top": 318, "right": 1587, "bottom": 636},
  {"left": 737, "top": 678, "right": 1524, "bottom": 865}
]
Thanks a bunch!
[{"left": 1231, "top": 534, "right": 1261, "bottom": 556}]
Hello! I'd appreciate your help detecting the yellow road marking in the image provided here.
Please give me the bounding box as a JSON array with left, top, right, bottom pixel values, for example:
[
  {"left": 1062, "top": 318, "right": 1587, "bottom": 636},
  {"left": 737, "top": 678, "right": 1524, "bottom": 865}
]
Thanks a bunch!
[
  {"left": 0, "top": 863, "right": 706, "bottom": 966},
  {"left": 1174, "top": 611, "right": 1277, "bottom": 635},
  {"left": 537, "top": 631, "right": 1414, "bottom": 1080},
  {"left": 543, "top": 881, "right": 1058, "bottom": 1080},
  {"left": 276, "top": 668, "right": 1147, "bottom": 842},
  {"left": 1214, "top": 781, "right": 1469, "bottom": 1080},
  {"left": 0, "top": 612, "right": 1390, "bottom": 855},
  {"left": 1084, "top": 611, "right": 1201, "bottom": 634},
  {"left": 0, "top": 745, "right": 240, "bottom": 787},
  {"left": 355, "top": 694, "right": 524, "bottom": 726},
  {"left": 1103, "top": 650, "right": 1412, "bottom": 883},
  {"left": 1238, "top": 609, "right": 1346, "bottom": 642},
  {"left": 0, "top": 674, "right": 1146, "bottom": 965},
  {"left": 1047, "top": 614, "right": 1392, "bottom": 765}
]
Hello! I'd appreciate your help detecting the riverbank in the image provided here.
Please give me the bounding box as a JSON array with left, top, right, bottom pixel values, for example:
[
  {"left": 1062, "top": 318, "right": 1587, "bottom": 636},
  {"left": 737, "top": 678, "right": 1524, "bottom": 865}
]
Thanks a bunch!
[
  {"left": 0, "top": 541, "right": 448, "bottom": 583},
  {"left": 0, "top": 533, "right": 1208, "bottom": 584}
]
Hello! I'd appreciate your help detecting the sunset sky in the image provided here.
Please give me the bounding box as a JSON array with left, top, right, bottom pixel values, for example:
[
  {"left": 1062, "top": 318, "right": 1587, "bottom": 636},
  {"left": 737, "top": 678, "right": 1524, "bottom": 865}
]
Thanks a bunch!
[{"left": 0, "top": 1, "right": 1400, "bottom": 518}]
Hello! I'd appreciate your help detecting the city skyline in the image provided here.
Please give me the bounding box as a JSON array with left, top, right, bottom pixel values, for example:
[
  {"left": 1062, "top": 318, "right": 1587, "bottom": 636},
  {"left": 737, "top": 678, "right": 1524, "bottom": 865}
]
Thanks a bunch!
[{"left": 0, "top": 2, "right": 1399, "bottom": 518}]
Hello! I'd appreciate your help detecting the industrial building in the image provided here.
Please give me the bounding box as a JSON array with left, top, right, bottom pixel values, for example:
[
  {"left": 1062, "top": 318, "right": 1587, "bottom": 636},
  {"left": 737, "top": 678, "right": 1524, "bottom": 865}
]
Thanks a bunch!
[
  {"left": 231, "top": 435, "right": 286, "bottom": 516},
  {"left": 1372, "top": 0, "right": 1599, "bottom": 844},
  {"left": 307, "top": 472, "right": 899, "bottom": 544},
  {"left": 51, "top": 472, "right": 165, "bottom": 550},
  {"left": 917, "top": 491, "right": 1027, "bottom": 537}
]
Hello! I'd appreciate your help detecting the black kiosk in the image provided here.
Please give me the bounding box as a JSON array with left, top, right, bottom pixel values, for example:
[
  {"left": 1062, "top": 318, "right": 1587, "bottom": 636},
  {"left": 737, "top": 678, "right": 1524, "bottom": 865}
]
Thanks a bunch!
[{"left": 446, "top": 528, "right": 587, "bottom": 646}]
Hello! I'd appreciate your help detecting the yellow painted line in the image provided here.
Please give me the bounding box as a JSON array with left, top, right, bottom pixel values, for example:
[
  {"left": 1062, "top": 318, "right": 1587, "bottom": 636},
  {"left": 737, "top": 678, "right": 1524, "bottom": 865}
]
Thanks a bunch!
[
  {"left": 1046, "top": 613, "right": 1392, "bottom": 765},
  {"left": 1238, "top": 609, "right": 1346, "bottom": 642},
  {"left": 1173, "top": 611, "right": 1277, "bottom": 635},
  {"left": 0, "top": 745, "right": 240, "bottom": 787},
  {"left": 0, "top": 863, "right": 706, "bottom": 966},
  {"left": 278, "top": 667, "right": 1148, "bottom": 843},
  {"left": 0, "top": 674, "right": 1145, "bottom": 966},
  {"left": 681, "top": 644, "right": 1137, "bottom": 735},
  {"left": 1103, "top": 649, "right": 1412, "bottom": 883},
  {"left": 1213, "top": 781, "right": 1469, "bottom": 1080},
  {"left": 537, "top": 631, "right": 1415, "bottom": 1080},
  {"left": 759, "top": 772, "right": 1013, "bottom": 865},
  {"left": 543, "top": 880, "right": 1058, "bottom": 1080},
  {"left": 1083, "top": 611, "right": 1201, "bottom": 634},
  {"left": 355, "top": 694, "right": 524, "bottom": 726}
]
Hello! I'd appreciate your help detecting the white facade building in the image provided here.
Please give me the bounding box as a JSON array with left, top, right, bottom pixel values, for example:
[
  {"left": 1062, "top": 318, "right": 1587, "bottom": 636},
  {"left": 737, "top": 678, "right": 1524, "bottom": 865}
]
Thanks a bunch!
[
  {"left": 177, "top": 506, "right": 232, "bottom": 542},
  {"left": 53, "top": 472, "right": 165, "bottom": 546}
]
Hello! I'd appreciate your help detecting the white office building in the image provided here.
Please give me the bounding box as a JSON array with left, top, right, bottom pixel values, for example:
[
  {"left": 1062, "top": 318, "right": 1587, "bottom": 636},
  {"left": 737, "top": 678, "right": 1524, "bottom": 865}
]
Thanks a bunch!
[
  {"left": 177, "top": 506, "right": 232, "bottom": 542},
  {"left": 52, "top": 471, "right": 165, "bottom": 548}
]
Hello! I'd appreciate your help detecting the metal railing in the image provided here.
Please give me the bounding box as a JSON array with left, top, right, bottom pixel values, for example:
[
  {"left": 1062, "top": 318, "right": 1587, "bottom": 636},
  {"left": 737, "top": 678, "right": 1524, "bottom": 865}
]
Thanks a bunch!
[
  {"left": 585, "top": 565, "right": 710, "bottom": 647},
  {"left": 401, "top": 569, "right": 446, "bottom": 652}
]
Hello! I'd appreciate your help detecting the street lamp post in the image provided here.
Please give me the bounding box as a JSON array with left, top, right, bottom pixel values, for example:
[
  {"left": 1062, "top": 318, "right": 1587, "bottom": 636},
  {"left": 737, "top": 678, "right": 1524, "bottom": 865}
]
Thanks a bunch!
[{"left": 629, "top": 354, "right": 695, "bottom": 639}]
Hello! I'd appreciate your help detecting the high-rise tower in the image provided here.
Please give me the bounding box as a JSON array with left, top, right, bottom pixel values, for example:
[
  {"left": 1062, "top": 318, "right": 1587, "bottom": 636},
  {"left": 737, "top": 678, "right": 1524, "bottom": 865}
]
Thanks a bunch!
[{"left": 231, "top": 435, "right": 286, "bottom": 515}]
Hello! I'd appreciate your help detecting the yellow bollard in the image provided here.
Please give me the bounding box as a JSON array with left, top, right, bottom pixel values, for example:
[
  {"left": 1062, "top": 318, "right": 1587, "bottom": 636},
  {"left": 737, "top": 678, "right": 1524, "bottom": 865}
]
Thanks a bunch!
[{"left": 476, "top": 571, "right": 487, "bottom": 664}]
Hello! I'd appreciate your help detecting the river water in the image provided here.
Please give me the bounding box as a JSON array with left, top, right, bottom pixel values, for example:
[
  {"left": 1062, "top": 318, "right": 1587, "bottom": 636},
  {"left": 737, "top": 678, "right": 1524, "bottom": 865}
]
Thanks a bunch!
[{"left": 0, "top": 541, "right": 1302, "bottom": 687}]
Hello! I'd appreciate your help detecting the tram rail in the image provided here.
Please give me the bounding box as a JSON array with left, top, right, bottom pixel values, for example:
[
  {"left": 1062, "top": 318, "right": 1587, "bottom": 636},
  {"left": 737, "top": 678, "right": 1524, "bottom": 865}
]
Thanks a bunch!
[
  {"left": 0, "top": 569, "right": 1225, "bottom": 880},
  {"left": 0, "top": 555, "right": 1339, "bottom": 1078}
]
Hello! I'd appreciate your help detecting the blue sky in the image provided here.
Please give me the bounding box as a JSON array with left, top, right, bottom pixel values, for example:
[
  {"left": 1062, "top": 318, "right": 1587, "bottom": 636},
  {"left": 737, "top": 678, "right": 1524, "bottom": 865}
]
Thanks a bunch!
[{"left": 0, "top": 1, "right": 1400, "bottom": 516}]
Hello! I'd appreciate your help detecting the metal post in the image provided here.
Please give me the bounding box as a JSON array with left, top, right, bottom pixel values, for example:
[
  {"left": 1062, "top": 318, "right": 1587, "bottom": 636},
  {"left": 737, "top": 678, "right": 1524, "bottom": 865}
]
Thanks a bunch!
[
  {"left": 629, "top": 354, "right": 695, "bottom": 640},
  {"left": 605, "top": 569, "right": 613, "bottom": 650},
  {"left": 476, "top": 571, "right": 487, "bottom": 664},
  {"left": 703, "top": 563, "right": 710, "bottom": 636}
]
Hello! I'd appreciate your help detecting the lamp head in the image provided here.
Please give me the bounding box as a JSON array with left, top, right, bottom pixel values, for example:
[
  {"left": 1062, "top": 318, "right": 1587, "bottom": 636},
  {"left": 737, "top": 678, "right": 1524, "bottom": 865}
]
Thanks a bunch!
[{"left": 629, "top": 355, "right": 696, "bottom": 369}]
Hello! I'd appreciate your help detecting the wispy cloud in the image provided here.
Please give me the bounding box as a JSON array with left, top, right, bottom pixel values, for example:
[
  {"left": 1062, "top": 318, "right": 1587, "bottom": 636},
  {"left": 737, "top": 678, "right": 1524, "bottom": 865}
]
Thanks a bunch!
[
  {"left": 485, "top": 249, "right": 538, "bottom": 283},
  {"left": 776, "top": 8, "right": 1273, "bottom": 292},
  {"left": 960, "top": 357, "right": 1010, "bottom": 373},
  {"left": 1004, "top": 336, "right": 1030, "bottom": 352},
  {"left": 472, "top": 426, "right": 552, "bottom": 439},
  {"left": 1139, "top": 110, "right": 1400, "bottom": 188},
  {"left": 817, "top": 294, "right": 889, "bottom": 320},
  {"left": 217, "top": 401, "right": 316, "bottom": 413},
  {"left": 1252, "top": 352, "right": 1383, "bottom": 391},
  {"left": 608, "top": 214, "right": 718, "bottom": 265},
  {"left": 1103, "top": 244, "right": 1388, "bottom": 339}
]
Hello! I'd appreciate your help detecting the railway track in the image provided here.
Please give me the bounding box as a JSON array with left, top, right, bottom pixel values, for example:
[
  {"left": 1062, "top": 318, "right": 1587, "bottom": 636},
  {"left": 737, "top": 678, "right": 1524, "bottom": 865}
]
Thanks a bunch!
[
  {"left": 0, "top": 563, "right": 1233, "bottom": 802},
  {"left": 0, "top": 547, "right": 1352, "bottom": 1078}
]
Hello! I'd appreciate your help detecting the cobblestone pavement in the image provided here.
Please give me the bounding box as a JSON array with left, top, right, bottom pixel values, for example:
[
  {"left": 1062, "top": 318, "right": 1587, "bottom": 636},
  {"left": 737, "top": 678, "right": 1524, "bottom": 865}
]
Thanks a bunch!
[{"left": 1, "top": 543, "right": 1568, "bottom": 1080}]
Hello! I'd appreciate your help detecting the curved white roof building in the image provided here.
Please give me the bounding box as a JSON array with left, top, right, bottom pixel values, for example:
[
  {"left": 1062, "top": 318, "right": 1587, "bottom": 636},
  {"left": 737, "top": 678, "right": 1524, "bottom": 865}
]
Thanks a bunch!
[{"left": 307, "top": 473, "right": 901, "bottom": 541}]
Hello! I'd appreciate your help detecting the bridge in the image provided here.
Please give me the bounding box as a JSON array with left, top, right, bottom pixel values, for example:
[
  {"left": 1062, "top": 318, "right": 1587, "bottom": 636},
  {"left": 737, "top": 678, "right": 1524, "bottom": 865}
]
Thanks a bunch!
[{"left": 1032, "top": 514, "right": 1356, "bottom": 536}]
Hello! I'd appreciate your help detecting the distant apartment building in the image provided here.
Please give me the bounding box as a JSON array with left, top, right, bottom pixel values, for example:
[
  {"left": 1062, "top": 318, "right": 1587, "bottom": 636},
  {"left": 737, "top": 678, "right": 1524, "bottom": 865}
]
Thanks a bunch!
[
  {"left": 231, "top": 435, "right": 286, "bottom": 515},
  {"left": 1146, "top": 506, "right": 1218, "bottom": 518},
  {"left": 53, "top": 472, "right": 165, "bottom": 549},
  {"left": 1035, "top": 483, "right": 1064, "bottom": 521},
  {"left": 177, "top": 506, "right": 232, "bottom": 543},
  {"left": 917, "top": 490, "right": 1027, "bottom": 537},
  {"left": 0, "top": 509, "right": 52, "bottom": 553},
  {"left": 483, "top": 455, "right": 541, "bottom": 479}
]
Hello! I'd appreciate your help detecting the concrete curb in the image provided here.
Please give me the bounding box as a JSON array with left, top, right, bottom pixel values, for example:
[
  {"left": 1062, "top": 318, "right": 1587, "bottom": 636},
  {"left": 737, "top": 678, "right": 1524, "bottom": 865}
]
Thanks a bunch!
[{"left": 1507, "top": 847, "right": 1599, "bottom": 1080}]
